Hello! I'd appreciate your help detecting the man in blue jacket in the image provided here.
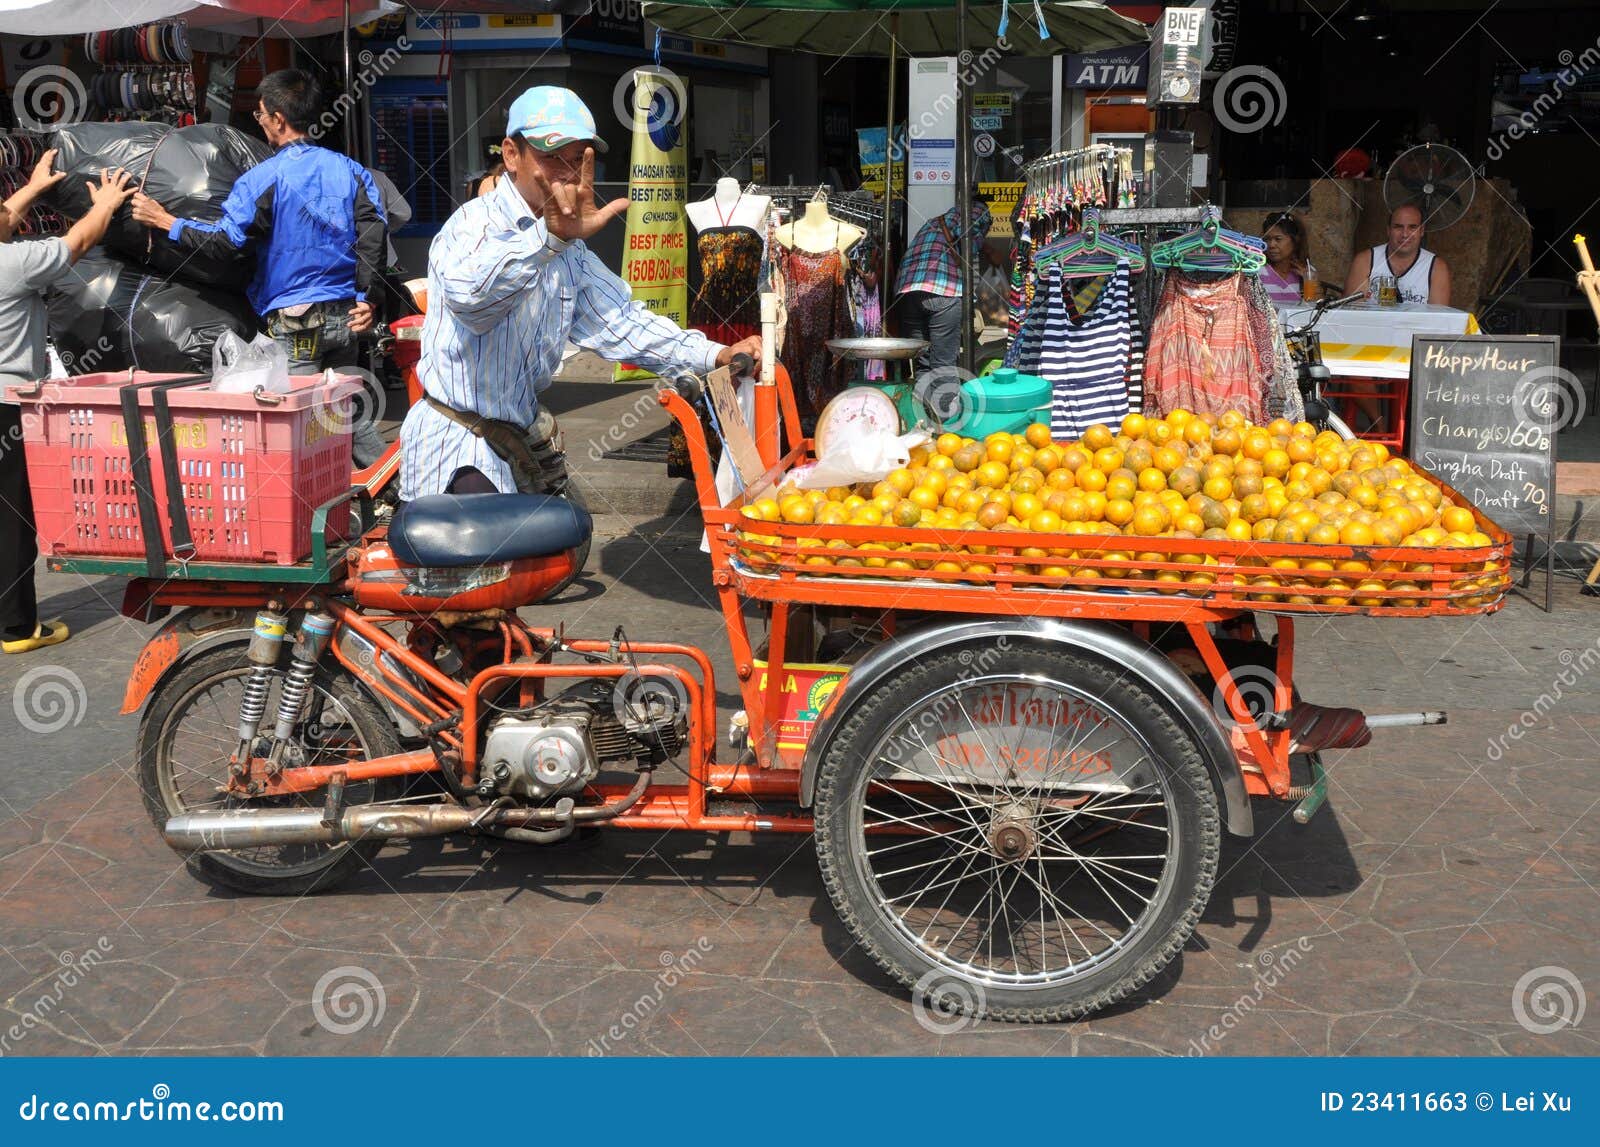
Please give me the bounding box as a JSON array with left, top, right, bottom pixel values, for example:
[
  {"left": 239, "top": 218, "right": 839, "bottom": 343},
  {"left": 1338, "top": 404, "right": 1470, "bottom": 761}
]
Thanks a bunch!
[{"left": 130, "top": 69, "right": 388, "bottom": 461}]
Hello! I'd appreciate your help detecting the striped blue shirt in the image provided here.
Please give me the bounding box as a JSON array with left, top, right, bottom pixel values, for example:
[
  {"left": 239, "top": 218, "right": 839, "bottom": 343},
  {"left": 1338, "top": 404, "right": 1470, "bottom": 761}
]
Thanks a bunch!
[{"left": 399, "top": 175, "right": 722, "bottom": 500}]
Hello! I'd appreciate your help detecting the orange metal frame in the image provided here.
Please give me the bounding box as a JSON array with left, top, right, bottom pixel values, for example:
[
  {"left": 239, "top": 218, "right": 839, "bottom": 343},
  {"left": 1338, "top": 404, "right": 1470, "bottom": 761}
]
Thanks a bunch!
[
  {"left": 127, "top": 361, "right": 1478, "bottom": 829},
  {"left": 1323, "top": 373, "right": 1409, "bottom": 452}
]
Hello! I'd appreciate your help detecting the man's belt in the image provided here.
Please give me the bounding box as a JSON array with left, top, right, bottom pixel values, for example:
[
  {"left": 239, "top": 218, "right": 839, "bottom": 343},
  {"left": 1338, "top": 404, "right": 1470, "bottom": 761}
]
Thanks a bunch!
[{"left": 424, "top": 394, "right": 545, "bottom": 489}]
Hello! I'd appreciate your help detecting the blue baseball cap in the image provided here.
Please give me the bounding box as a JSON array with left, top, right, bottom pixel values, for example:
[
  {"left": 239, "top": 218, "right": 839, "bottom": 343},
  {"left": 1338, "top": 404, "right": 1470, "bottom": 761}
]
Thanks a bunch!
[{"left": 506, "top": 86, "right": 608, "bottom": 154}]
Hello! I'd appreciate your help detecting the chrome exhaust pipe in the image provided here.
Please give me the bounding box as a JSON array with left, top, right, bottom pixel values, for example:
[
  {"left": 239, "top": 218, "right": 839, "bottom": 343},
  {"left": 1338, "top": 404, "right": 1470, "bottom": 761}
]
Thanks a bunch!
[
  {"left": 164, "top": 804, "right": 482, "bottom": 851},
  {"left": 165, "top": 771, "right": 653, "bottom": 852}
]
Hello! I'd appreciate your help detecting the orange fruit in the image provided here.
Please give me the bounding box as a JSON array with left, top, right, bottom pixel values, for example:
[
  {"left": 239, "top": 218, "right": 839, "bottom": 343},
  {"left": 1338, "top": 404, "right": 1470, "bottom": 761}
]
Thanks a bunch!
[
  {"left": 1082, "top": 424, "right": 1114, "bottom": 451},
  {"left": 1273, "top": 520, "right": 1306, "bottom": 544},
  {"left": 976, "top": 461, "right": 1010, "bottom": 489},
  {"left": 1024, "top": 422, "right": 1052, "bottom": 449},
  {"left": 1262, "top": 449, "right": 1292, "bottom": 480},
  {"left": 1202, "top": 476, "right": 1233, "bottom": 502},
  {"left": 952, "top": 444, "right": 985, "bottom": 473},
  {"left": 1146, "top": 421, "right": 1175, "bottom": 446},
  {"left": 935, "top": 432, "right": 963, "bottom": 456},
  {"left": 1093, "top": 446, "right": 1126, "bottom": 473},
  {"left": 1121, "top": 412, "right": 1148, "bottom": 439},
  {"left": 1105, "top": 498, "right": 1136, "bottom": 528},
  {"left": 1059, "top": 445, "right": 1090, "bottom": 473},
  {"left": 985, "top": 437, "right": 1014, "bottom": 464},
  {"left": 818, "top": 503, "right": 850, "bottom": 525},
  {"left": 1059, "top": 493, "right": 1089, "bottom": 522},
  {"left": 1307, "top": 523, "right": 1341, "bottom": 546},
  {"left": 1184, "top": 419, "right": 1212, "bottom": 447},
  {"left": 1081, "top": 491, "right": 1108, "bottom": 521},
  {"left": 1440, "top": 505, "right": 1476, "bottom": 533},
  {"left": 1033, "top": 447, "right": 1062, "bottom": 474},
  {"left": 884, "top": 468, "right": 915, "bottom": 495},
  {"left": 976, "top": 502, "right": 1009, "bottom": 529},
  {"left": 1011, "top": 493, "right": 1043, "bottom": 520},
  {"left": 1242, "top": 430, "right": 1272, "bottom": 460},
  {"left": 1152, "top": 445, "right": 1185, "bottom": 474},
  {"left": 1076, "top": 465, "right": 1108, "bottom": 493},
  {"left": 1131, "top": 504, "right": 1170, "bottom": 536},
  {"left": 1175, "top": 512, "right": 1205, "bottom": 536},
  {"left": 1226, "top": 518, "right": 1254, "bottom": 542},
  {"left": 1106, "top": 470, "right": 1138, "bottom": 501},
  {"left": 1339, "top": 521, "right": 1375, "bottom": 546},
  {"left": 1029, "top": 510, "right": 1062, "bottom": 533},
  {"left": 1137, "top": 467, "right": 1168, "bottom": 493}
]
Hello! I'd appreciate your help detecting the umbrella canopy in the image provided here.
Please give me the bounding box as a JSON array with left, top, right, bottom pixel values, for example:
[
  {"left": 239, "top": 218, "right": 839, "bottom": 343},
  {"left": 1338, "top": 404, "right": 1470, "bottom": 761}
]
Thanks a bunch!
[
  {"left": 640, "top": 0, "right": 1148, "bottom": 58},
  {"left": 0, "top": 0, "right": 397, "bottom": 36}
]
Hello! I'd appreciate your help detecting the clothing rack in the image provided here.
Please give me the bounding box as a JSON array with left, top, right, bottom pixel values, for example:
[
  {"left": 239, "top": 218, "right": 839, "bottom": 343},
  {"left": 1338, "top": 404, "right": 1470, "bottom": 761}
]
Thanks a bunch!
[{"left": 1101, "top": 207, "right": 1207, "bottom": 324}]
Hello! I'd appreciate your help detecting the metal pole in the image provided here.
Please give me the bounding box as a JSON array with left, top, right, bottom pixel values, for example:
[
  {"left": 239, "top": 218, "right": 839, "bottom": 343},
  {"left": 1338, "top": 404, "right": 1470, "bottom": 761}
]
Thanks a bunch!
[
  {"left": 342, "top": 0, "right": 355, "bottom": 157},
  {"left": 956, "top": 0, "right": 974, "bottom": 373},
  {"left": 882, "top": 15, "right": 897, "bottom": 304}
]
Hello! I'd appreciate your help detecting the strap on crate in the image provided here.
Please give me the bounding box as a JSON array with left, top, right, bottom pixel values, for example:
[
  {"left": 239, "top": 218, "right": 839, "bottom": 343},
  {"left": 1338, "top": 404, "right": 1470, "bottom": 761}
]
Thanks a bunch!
[{"left": 116, "top": 373, "right": 209, "bottom": 577}]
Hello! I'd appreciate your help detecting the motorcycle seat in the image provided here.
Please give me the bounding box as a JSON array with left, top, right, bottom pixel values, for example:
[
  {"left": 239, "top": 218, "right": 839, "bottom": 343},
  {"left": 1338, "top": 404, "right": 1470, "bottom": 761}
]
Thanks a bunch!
[{"left": 388, "top": 493, "right": 592, "bottom": 567}]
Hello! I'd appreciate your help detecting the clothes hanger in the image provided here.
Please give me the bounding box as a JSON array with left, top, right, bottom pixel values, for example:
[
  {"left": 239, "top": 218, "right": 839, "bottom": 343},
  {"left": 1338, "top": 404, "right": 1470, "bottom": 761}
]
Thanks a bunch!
[
  {"left": 1151, "top": 205, "right": 1267, "bottom": 274},
  {"left": 1034, "top": 207, "right": 1147, "bottom": 276}
]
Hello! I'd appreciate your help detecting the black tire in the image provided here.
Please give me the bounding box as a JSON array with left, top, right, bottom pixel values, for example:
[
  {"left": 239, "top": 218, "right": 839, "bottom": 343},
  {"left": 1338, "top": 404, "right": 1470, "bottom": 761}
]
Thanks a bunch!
[
  {"left": 137, "top": 643, "right": 405, "bottom": 896},
  {"left": 813, "top": 641, "right": 1220, "bottom": 1023}
]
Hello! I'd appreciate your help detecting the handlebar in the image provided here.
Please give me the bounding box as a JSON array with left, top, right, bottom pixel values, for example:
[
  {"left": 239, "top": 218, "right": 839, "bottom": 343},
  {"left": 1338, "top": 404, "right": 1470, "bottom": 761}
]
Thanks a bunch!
[
  {"left": 1286, "top": 290, "right": 1367, "bottom": 340},
  {"left": 666, "top": 353, "right": 756, "bottom": 403}
]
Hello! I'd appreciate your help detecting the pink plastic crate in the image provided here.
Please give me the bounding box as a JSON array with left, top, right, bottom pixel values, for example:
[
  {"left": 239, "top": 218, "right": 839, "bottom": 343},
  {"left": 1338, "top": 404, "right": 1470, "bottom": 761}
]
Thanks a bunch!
[{"left": 4, "top": 371, "right": 359, "bottom": 566}]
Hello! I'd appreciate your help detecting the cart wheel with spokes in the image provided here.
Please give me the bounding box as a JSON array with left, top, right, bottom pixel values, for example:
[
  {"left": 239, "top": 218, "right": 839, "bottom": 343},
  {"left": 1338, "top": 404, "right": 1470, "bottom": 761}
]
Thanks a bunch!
[
  {"left": 137, "top": 644, "right": 407, "bottom": 896},
  {"left": 813, "top": 642, "right": 1221, "bottom": 1022}
]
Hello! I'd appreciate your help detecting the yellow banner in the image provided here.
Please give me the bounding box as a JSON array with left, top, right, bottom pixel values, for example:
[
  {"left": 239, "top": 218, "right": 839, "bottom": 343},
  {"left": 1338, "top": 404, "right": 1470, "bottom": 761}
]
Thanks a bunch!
[
  {"left": 616, "top": 68, "right": 689, "bottom": 382},
  {"left": 978, "top": 181, "right": 1024, "bottom": 239}
]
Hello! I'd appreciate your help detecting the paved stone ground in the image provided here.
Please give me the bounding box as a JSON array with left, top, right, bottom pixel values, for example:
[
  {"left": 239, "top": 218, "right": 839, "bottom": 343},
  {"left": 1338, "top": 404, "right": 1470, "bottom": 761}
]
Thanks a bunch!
[{"left": 2, "top": 390, "right": 1598, "bottom": 1057}]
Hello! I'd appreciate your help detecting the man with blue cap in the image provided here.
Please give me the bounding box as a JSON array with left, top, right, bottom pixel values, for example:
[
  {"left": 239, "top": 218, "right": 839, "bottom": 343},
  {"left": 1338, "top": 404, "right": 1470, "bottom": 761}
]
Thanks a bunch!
[{"left": 400, "top": 86, "right": 760, "bottom": 515}]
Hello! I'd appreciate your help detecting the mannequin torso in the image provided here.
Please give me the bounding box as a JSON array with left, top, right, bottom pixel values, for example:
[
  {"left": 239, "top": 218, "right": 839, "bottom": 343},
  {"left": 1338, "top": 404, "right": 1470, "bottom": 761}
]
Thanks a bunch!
[
  {"left": 776, "top": 200, "right": 863, "bottom": 254},
  {"left": 685, "top": 177, "right": 771, "bottom": 234}
]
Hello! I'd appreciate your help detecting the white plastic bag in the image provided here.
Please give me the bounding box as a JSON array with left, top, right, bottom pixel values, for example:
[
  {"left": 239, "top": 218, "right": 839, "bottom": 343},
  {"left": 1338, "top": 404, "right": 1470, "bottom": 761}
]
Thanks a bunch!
[
  {"left": 794, "top": 429, "right": 928, "bottom": 489},
  {"left": 211, "top": 331, "right": 290, "bottom": 394}
]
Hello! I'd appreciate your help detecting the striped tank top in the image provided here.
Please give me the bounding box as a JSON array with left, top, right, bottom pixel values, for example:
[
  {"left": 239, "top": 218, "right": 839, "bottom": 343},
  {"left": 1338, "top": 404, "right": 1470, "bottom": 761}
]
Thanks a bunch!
[{"left": 1039, "top": 261, "right": 1138, "bottom": 439}]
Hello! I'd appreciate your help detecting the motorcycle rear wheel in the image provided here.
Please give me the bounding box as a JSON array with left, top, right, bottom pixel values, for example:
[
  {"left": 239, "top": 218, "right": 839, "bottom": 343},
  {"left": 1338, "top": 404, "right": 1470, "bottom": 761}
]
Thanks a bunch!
[{"left": 137, "top": 644, "right": 405, "bottom": 896}]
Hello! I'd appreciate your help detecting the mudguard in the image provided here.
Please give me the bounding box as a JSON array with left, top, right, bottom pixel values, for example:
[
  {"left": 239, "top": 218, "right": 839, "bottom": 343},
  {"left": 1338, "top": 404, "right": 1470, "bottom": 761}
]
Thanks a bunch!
[
  {"left": 122, "top": 607, "right": 256, "bottom": 714},
  {"left": 797, "top": 617, "right": 1254, "bottom": 838}
]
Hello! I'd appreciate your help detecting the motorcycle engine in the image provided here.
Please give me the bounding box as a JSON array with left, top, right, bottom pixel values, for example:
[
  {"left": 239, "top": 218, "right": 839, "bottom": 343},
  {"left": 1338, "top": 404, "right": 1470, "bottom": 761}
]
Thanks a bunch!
[{"left": 480, "top": 682, "right": 687, "bottom": 800}]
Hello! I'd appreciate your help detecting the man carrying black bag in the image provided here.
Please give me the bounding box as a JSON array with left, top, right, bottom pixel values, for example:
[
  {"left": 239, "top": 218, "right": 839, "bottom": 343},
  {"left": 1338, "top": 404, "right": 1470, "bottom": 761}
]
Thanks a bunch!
[
  {"left": 129, "top": 68, "right": 389, "bottom": 464},
  {"left": 0, "top": 152, "right": 135, "bottom": 654}
]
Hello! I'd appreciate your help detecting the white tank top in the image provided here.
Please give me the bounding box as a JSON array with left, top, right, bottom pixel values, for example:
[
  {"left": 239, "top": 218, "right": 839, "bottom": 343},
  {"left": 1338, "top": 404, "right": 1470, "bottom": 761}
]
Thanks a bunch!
[{"left": 1370, "top": 245, "right": 1435, "bottom": 304}]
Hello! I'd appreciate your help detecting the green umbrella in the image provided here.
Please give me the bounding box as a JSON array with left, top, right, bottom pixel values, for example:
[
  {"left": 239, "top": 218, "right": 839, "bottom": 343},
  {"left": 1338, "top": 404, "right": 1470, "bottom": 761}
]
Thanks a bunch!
[{"left": 641, "top": 0, "right": 1149, "bottom": 368}]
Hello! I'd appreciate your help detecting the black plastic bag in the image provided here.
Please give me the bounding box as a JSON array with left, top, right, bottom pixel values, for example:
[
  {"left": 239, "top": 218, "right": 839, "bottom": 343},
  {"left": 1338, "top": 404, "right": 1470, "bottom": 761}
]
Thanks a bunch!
[
  {"left": 44, "top": 121, "right": 271, "bottom": 287},
  {"left": 48, "top": 250, "right": 259, "bottom": 374}
]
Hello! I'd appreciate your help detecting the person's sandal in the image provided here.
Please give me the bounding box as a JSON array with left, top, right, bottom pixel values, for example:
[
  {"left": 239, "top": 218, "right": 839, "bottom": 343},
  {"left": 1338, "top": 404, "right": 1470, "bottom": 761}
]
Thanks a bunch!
[{"left": 1, "top": 620, "right": 70, "bottom": 654}]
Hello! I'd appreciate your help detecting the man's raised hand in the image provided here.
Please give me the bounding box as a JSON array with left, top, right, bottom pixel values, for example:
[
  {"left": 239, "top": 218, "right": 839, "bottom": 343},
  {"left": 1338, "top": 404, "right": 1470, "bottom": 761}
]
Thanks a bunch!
[{"left": 531, "top": 147, "right": 627, "bottom": 243}]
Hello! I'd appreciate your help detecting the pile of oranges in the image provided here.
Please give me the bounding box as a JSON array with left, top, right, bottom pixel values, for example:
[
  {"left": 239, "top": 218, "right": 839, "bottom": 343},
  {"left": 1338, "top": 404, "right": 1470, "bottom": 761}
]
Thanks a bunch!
[{"left": 735, "top": 408, "right": 1510, "bottom": 607}]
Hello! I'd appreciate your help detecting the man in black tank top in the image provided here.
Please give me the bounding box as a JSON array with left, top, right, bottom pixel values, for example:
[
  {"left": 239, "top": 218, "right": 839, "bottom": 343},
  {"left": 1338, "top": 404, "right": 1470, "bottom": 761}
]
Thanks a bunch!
[{"left": 1342, "top": 202, "right": 1452, "bottom": 306}]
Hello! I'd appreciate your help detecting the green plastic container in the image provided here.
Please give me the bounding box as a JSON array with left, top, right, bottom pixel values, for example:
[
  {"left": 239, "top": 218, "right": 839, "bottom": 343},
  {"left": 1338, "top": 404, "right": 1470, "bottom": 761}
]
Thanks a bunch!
[
  {"left": 852, "top": 367, "right": 1051, "bottom": 437},
  {"left": 957, "top": 368, "right": 1052, "bottom": 438}
]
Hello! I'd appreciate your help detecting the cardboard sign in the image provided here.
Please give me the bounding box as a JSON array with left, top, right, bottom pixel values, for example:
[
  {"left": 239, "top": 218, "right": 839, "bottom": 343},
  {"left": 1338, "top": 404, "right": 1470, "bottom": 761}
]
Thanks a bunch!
[
  {"left": 1409, "top": 334, "right": 1559, "bottom": 538},
  {"left": 704, "top": 364, "right": 765, "bottom": 489}
]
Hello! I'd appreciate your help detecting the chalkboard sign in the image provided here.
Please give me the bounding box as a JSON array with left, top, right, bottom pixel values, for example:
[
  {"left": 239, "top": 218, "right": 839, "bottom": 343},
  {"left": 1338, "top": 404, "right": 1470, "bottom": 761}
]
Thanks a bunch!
[{"left": 1409, "top": 334, "right": 1560, "bottom": 535}]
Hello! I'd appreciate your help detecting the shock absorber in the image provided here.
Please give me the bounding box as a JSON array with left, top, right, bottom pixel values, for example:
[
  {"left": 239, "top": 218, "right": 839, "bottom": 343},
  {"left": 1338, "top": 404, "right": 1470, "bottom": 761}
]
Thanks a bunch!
[
  {"left": 265, "top": 610, "right": 337, "bottom": 773},
  {"left": 234, "top": 604, "right": 290, "bottom": 780}
]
